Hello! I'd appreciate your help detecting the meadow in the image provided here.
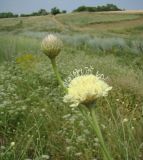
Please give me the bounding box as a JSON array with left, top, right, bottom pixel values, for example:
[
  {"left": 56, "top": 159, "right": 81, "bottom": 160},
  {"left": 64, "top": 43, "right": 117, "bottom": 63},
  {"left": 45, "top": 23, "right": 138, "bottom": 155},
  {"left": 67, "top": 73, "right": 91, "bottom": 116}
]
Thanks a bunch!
[{"left": 0, "top": 11, "right": 143, "bottom": 160}]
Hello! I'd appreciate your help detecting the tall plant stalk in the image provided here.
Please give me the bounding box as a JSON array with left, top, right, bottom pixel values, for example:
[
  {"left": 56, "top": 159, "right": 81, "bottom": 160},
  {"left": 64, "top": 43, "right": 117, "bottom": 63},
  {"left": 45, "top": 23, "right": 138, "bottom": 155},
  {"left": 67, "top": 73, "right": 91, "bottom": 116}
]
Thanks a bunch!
[
  {"left": 50, "top": 58, "right": 67, "bottom": 92},
  {"left": 80, "top": 105, "right": 112, "bottom": 160},
  {"left": 89, "top": 106, "right": 112, "bottom": 160}
]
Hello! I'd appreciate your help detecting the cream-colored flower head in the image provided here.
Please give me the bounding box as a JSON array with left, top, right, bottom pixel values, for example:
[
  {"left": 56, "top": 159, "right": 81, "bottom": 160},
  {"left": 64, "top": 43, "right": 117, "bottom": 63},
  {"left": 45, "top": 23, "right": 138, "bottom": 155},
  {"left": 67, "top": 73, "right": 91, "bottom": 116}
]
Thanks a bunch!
[
  {"left": 41, "top": 34, "right": 63, "bottom": 59},
  {"left": 63, "top": 67, "right": 112, "bottom": 107}
]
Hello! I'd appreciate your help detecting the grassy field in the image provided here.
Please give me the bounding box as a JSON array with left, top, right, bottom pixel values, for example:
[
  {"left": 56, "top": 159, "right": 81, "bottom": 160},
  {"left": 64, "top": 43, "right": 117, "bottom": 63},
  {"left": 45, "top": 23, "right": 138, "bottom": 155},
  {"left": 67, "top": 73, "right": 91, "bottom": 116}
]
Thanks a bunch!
[{"left": 0, "top": 11, "right": 143, "bottom": 160}]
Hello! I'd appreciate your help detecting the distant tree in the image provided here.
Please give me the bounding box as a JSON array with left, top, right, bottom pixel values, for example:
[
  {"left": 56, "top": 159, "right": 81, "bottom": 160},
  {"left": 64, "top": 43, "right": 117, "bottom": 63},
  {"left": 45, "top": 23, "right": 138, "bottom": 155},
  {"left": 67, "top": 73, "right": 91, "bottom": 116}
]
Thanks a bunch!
[
  {"left": 73, "top": 4, "right": 121, "bottom": 12},
  {"left": 62, "top": 10, "right": 67, "bottom": 14},
  {"left": 20, "top": 9, "right": 48, "bottom": 17},
  {"left": 38, "top": 9, "right": 48, "bottom": 15},
  {"left": 51, "top": 7, "right": 60, "bottom": 15},
  {"left": 106, "top": 4, "right": 120, "bottom": 11},
  {"left": 0, "top": 12, "right": 18, "bottom": 18},
  {"left": 20, "top": 13, "right": 31, "bottom": 17},
  {"left": 31, "top": 12, "right": 38, "bottom": 16},
  {"left": 73, "top": 6, "right": 87, "bottom": 12}
]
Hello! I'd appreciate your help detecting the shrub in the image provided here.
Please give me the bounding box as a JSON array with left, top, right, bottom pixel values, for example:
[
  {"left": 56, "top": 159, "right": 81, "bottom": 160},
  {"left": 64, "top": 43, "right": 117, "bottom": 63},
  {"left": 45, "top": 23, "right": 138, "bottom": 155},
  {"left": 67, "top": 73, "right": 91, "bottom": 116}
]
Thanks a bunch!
[
  {"left": 0, "top": 12, "right": 18, "bottom": 18},
  {"left": 73, "top": 4, "right": 121, "bottom": 12},
  {"left": 51, "top": 7, "right": 61, "bottom": 15}
]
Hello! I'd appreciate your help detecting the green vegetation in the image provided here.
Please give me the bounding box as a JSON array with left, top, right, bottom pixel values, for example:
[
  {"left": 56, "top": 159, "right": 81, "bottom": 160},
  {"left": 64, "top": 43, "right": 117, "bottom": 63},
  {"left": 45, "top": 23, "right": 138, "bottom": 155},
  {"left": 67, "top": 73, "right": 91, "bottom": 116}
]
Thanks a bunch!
[
  {"left": 20, "top": 9, "right": 49, "bottom": 17},
  {"left": 0, "top": 12, "right": 18, "bottom": 18},
  {"left": 51, "top": 7, "right": 61, "bottom": 15},
  {"left": 73, "top": 4, "right": 121, "bottom": 12},
  {"left": 0, "top": 7, "right": 66, "bottom": 19},
  {"left": 0, "top": 11, "right": 143, "bottom": 160},
  {"left": 56, "top": 12, "right": 141, "bottom": 26},
  {"left": 0, "top": 3, "right": 121, "bottom": 19}
]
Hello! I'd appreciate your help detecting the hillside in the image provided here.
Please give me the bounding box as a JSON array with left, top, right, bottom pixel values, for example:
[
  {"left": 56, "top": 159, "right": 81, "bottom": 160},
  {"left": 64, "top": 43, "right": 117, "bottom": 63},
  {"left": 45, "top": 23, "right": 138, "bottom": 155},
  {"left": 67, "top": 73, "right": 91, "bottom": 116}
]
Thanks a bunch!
[
  {"left": 0, "top": 11, "right": 143, "bottom": 160},
  {"left": 0, "top": 11, "right": 143, "bottom": 36}
]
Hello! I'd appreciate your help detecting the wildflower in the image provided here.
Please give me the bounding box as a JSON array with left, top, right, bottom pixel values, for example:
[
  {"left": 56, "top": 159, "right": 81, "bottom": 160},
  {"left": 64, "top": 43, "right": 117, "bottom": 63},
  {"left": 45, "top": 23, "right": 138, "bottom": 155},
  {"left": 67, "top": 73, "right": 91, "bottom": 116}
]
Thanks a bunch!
[
  {"left": 83, "top": 129, "right": 90, "bottom": 134},
  {"left": 41, "top": 34, "right": 63, "bottom": 59},
  {"left": 75, "top": 152, "right": 82, "bottom": 156},
  {"left": 93, "top": 143, "right": 99, "bottom": 147},
  {"left": 16, "top": 54, "right": 39, "bottom": 71},
  {"left": 10, "top": 142, "right": 15, "bottom": 147},
  {"left": 123, "top": 118, "right": 128, "bottom": 123},
  {"left": 16, "top": 54, "right": 35, "bottom": 64},
  {"left": 62, "top": 114, "right": 71, "bottom": 119},
  {"left": 63, "top": 69, "right": 112, "bottom": 107},
  {"left": 77, "top": 136, "right": 86, "bottom": 143},
  {"left": 94, "top": 138, "right": 99, "bottom": 142},
  {"left": 66, "top": 146, "right": 73, "bottom": 152},
  {"left": 131, "top": 126, "right": 134, "bottom": 130},
  {"left": 116, "top": 99, "right": 120, "bottom": 102},
  {"left": 101, "top": 124, "right": 106, "bottom": 129},
  {"left": 1, "top": 146, "right": 6, "bottom": 150},
  {"left": 41, "top": 155, "right": 50, "bottom": 159},
  {"left": 41, "top": 108, "right": 46, "bottom": 112}
]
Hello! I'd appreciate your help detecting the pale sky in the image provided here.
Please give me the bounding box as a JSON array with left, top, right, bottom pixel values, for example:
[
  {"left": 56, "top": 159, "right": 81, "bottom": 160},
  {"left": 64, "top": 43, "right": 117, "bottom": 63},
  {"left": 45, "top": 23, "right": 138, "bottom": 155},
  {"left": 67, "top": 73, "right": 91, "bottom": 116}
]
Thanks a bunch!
[{"left": 0, "top": 0, "right": 143, "bottom": 14}]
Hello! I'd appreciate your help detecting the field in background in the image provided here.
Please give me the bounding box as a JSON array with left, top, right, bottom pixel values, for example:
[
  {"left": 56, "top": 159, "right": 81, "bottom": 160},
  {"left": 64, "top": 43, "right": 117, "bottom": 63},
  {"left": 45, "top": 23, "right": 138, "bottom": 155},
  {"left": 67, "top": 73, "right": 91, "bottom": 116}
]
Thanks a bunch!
[{"left": 0, "top": 11, "right": 143, "bottom": 160}]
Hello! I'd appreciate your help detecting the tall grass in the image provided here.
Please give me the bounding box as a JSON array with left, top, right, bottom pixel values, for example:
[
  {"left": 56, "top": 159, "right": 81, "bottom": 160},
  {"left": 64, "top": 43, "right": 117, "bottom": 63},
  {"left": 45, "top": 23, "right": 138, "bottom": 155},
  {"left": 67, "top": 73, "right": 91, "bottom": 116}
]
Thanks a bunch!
[
  {"left": 0, "top": 12, "right": 143, "bottom": 160},
  {"left": 59, "top": 34, "right": 143, "bottom": 56},
  {"left": 0, "top": 50, "right": 143, "bottom": 159},
  {"left": 0, "top": 35, "right": 40, "bottom": 62},
  {"left": 56, "top": 13, "right": 141, "bottom": 26}
]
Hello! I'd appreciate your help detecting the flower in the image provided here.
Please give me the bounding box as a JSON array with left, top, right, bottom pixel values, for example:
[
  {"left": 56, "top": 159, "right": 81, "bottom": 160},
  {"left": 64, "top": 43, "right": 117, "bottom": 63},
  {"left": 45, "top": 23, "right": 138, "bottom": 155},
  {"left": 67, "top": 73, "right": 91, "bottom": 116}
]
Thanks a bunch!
[
  {"left": 41, "top": 34, "right": 63, "bottom": 59},
  {"left": 122, "top": 118, "right": 128, "bottom": 123},
  {"left": 16, "top": 53, "right": 39, "bottom": 71},
  {"left": 10, "top": 142, "right": 15, "bottom": 147},
  {"left": 41, "top": 155, "right": 50, "bottom": 159},
  {"left": 63, "top": 70, "right": 112, "bottom": 107}
]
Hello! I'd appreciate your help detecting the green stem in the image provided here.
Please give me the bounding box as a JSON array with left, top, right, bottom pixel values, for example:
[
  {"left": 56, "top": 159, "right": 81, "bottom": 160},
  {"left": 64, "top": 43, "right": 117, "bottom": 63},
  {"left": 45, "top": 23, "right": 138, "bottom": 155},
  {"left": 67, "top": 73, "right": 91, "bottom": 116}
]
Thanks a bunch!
[
  {"left": 50, "top": 58, "right": 67, "bottom": 92},
  {"left": 90, "top": 107, "right": 112, "bottom": 160}
]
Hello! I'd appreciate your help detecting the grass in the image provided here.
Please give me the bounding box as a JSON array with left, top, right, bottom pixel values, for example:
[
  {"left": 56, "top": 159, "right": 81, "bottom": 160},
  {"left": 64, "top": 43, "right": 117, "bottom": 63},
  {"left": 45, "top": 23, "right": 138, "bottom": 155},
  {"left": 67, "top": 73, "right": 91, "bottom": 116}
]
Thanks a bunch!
[
  {"left": 0, "top": 11, "right": 143, "bottom": 160},
  {"left": 0, "top": 35, "right": 40, "bottom": 62},
  {"left": 56, "top": 12, "right": 141, "bottom": 26}
]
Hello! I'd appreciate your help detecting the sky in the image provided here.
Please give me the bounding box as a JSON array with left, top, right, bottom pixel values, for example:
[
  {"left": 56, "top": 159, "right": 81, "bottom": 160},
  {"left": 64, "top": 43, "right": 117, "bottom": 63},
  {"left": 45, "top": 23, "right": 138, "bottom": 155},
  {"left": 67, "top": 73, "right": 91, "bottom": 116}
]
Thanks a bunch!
[{"left": 0, "top": 0, "right": 143, "bottom": 14}]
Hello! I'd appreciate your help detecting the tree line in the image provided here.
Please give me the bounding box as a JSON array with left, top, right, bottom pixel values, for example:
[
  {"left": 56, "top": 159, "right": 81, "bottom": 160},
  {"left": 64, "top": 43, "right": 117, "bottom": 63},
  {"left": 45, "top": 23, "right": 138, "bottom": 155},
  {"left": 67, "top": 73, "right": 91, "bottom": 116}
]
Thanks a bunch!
[
  {"left": 0, "top": 7, "right": 66, "bottom": 18},
  {"left": 20, "top": 8, "right": 66, "bottom": 17},
  {"left": 0, "top": 12, "right": 18, "bottom": 18},
  {"left": 73, "top": 4, "right": 121, "bottom": 12},
  {"left": 0, "top": 4, "right": 121, "bottom": 18}
]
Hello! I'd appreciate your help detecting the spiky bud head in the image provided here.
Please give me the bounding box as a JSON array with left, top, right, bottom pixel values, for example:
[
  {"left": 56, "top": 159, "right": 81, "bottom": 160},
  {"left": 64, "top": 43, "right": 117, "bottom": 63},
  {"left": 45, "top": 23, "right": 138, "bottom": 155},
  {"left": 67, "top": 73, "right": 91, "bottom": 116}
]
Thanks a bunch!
[{"left": 41, "top": 34, "right": 63, "bottom": 59}]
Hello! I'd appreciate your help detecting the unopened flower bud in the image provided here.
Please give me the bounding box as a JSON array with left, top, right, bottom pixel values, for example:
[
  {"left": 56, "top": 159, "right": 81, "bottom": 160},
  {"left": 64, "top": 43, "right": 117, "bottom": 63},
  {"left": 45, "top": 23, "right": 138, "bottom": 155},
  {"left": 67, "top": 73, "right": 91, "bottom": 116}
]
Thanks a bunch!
[{"left": 41, "top": 34, "right": 63, "bottom": 59}]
